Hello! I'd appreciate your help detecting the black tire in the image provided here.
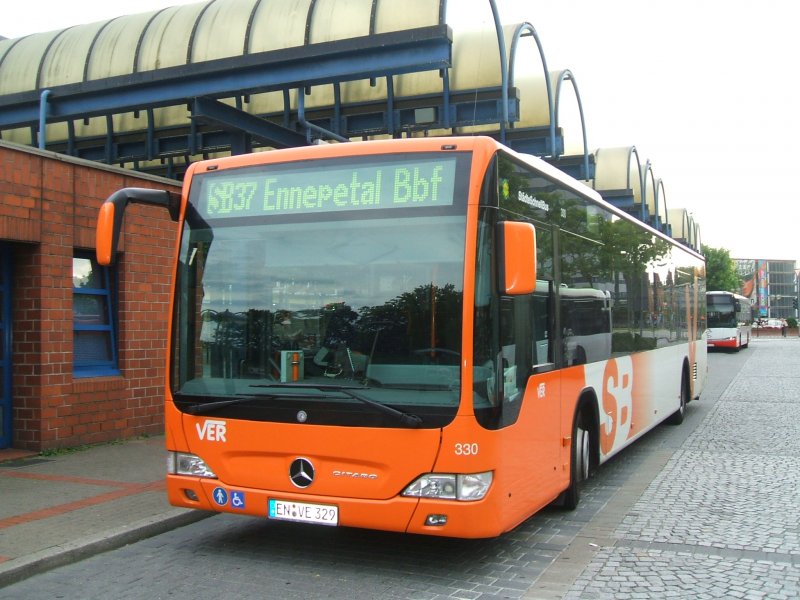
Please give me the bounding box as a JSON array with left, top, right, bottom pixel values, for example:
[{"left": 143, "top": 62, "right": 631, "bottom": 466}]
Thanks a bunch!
[
  {"left": 561, "top": 415, "right": 590, "bottom": 510},
  {"left": 666, "top": 370, "right": 689, "bottom": 425},
  {"left": 574, "top": 346, "right": 587, "bottom": 366}
]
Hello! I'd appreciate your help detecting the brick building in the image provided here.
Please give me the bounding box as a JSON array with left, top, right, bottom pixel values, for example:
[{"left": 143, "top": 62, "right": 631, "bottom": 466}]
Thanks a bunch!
[{"left": 0, "top": 141, "right": 179, "bottom": 451}]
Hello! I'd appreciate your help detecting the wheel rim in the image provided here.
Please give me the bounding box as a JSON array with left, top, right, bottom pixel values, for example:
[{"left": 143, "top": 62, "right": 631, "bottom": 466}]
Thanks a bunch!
[
  {"left": 681, "top": 378, "right": 688, "bottom": 415},
  {"left": 576, "top": 426, "right": 590, "bottom": 481}
]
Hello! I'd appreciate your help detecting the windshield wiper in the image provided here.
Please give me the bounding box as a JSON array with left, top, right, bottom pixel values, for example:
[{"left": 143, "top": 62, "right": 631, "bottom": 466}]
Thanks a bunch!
[
  {"left": 249, "top": 383, "right": 423, "bottom": 428},
  {"left": 181, "top": 395, "right": 269, "bottom": 416},
  {"left": 180, "top": 385, "right": 366, "bottom": 416}
]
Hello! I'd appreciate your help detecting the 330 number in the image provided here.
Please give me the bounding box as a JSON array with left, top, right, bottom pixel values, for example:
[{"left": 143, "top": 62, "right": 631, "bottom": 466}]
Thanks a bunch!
[{"left": 454, "top": 442, "right": 479, "bottom": 456}]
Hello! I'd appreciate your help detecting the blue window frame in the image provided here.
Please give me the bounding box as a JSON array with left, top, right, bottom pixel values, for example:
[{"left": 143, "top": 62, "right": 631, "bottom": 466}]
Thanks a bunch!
[
  {"left": 73, "top": 251, "right": 119, "bottom": 377},
  {"left": 1, "top": 245, "right": 11, "bottom": 448}
]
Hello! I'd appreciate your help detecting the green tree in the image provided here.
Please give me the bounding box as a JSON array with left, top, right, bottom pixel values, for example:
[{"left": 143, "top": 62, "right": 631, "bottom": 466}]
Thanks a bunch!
[{"left": 704, "top": 246, "right": 740, "bottom": 292}]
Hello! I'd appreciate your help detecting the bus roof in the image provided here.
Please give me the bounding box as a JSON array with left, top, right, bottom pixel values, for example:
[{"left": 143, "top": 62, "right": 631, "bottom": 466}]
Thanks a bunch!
[{"left": 186, "top": 135, "right": 705, "bottom": 262}]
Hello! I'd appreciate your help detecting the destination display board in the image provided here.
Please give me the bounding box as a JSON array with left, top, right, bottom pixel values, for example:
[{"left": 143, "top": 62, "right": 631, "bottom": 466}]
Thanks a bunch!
[{"left": 194, "top": 154, "right": 461, "bottom": 220}]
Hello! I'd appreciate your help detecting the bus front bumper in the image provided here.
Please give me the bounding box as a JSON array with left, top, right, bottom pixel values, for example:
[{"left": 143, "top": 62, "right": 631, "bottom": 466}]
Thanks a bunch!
[
  {"left": 167, "top": 475, "right": 504, "bottom": 538},
  {"left": 707, "top": 338, "right": 737, "bottom": 348}
]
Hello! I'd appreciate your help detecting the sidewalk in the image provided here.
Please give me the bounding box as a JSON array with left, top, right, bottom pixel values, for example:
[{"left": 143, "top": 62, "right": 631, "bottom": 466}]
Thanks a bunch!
[{"left": 0, "top": 436, "right": 212, "bottom": 587}]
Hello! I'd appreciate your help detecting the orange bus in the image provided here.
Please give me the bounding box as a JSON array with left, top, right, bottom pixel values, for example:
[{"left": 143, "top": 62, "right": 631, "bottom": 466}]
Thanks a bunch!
[{"left": 96, "top": 136, "right": 707, "bottom": 538}]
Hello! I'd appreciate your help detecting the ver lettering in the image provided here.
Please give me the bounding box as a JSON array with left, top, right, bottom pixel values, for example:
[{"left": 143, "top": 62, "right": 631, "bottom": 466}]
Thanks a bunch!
[{"left": 196, "top": 419, "right": 227, "bottom": 442}]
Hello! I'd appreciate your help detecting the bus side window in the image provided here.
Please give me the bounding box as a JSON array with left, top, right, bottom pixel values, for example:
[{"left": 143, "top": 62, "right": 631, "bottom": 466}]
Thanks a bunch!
[
  {"left": 499, "top": 287, "right": 555, "bottom": 400},
  {"left": 532, "top": 288, "right": 551, "bottom": 367},
  {"left": 498, "top": 297, "right": 525, "bottom": 402}
]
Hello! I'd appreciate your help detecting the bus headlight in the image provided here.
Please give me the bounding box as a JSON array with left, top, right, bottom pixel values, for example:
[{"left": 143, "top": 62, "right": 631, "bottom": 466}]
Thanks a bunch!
[
  {"left": 167, "top": 451, "right": 217, "bottom": 478},
  {"left": 402, "top": 471, "right": 492, "bottom": 501}
]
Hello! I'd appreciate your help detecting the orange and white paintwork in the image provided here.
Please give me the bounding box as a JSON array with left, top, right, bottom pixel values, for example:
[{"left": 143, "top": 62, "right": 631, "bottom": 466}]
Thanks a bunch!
[
  {"left": 166, "top": 339, "right": 706, "bottom": 538},
  {"left": 128, "top": 137, "right": 708, "bottom": 538}
]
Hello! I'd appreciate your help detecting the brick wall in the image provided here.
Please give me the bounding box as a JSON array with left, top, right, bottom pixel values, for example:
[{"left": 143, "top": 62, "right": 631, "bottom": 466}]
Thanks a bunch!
[{"left": 1, "top": 142, "right": 180, "bottom": 450}]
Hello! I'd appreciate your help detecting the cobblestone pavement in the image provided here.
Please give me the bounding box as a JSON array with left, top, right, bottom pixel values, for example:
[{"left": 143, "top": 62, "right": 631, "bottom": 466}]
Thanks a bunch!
[
  {"left": 0, "top": 339, "right": 797, "bottom": 599},
  {"left": 558, "top": 338, "right": 800, "bottom": 600}
]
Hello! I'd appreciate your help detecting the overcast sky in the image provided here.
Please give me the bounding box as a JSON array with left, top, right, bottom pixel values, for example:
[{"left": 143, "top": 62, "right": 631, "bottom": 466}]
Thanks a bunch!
[{"left": 4, "top": 0, "right": 799, "bottom": 264}]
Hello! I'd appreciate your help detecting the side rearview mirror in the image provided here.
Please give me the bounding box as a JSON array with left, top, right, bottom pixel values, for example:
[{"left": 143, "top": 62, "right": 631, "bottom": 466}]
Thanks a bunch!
[
  {"left": 497, "top": 221, "right": 537, "bottom": 295},
  {"left": 96, "top": 188, "right": 180, "bottom": 266}
]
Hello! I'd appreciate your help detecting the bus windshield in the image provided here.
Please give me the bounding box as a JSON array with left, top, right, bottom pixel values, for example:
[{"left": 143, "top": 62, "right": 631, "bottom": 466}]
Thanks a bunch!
[
  {"left": 707, "top": 294, "right": 737, "bottom": 328},
  {"left": 171, "top": 152, "right": 470, "bottom": 428}
]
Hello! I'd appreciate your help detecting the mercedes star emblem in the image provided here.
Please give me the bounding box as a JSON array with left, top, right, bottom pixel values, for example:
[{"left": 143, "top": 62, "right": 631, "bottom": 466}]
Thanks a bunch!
[{"left": 289, "top": 457, "right": 315, "bottom": 488}]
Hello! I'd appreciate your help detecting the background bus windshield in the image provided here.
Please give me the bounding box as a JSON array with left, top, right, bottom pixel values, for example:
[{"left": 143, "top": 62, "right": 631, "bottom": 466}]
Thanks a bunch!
[
  {"left": 707, "top": 294, "right": 737, "bottom": 328},
  {"left": 171, "top": 155, "right": 469, "bottom": 427}
]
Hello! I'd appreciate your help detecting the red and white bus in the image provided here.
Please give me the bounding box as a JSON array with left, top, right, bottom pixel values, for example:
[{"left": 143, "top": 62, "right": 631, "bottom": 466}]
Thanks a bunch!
[
  {"left": 706, "top": 291, "right": 752, "bottom": 350},
  {"left": 97, "top": 136, "right": 707, "bottom": 538}
]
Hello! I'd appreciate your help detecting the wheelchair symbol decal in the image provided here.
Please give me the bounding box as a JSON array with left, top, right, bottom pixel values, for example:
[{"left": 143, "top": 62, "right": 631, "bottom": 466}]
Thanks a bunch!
[{"left": 230, "top": 491, "right": 246, "bottom": 510}]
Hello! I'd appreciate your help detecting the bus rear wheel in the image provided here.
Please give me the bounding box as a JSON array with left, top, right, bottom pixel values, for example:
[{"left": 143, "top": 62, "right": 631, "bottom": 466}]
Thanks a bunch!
[
  {"left": 561, "top": 416, "right": 590, "bottom": 510},
  {"left": 666, "top": 370, "right": 689, "bottom": 425}
]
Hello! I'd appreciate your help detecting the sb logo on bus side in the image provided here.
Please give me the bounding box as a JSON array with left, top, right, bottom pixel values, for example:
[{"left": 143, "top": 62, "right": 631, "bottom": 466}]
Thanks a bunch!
[{"left": 599, "top": 358, "right": 634, "bottom": 455}]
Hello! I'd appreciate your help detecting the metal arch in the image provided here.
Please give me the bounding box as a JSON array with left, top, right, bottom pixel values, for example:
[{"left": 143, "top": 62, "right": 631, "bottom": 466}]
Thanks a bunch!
[
  {"left": 0, "top": 36, "right": 24, "bottom": 73},
  {"left": 655, "top": 178, "right": 669, "bottom": 235},
  {"left": 508, "top": 21, "right": 555, "bottom": 156},
  {"left": 134, "top": 8, "right": 170, "bottom": 74},
  {"left": 243, "top": 0, "right": 266, "bottom": 55},
  {"left": 304, "top": 0, "right": 318, "bottom": 46},
  {"left": 369, "top": 0, "right": 379, "bottom": 34},
  {"left": 82, "top": 18, "right": 118, "bottom": 82},
  {"left": 685, "top": 213, "right": 695, "bottom": 248},
  {"left": 626, "top": 146, "right": 643, "bottom": 191},
  {"left": 487, "top": 0, "right": 509, "bottom": 140},
  {"left": 693, "top": 220, "right": 701, "bottom": 252},
  {"left": 638, "top": 156, "right": 650, "bottom": 223},
  {"left": 613, "top": 145, "right": 645, "bottom": 219},
  {"left": 553, "top": 68, "right": 590, "bottom": 177},
  {"left": 35, "top": 27, "right": 72, "bottom": 91},
  {"left": 187, "top": 0, "right": 220, "bottom": 64},
  {"left": 628, "top": 151, "right": 650, "bottom": 223},
  {"left": 672, "top": 209, "right": 690, "bottom": 244}
]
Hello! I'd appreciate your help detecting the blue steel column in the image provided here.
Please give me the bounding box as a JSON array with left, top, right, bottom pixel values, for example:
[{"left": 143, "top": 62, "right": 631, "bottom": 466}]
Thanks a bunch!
[{"left": 38, "top": 89, "right": 51, "bottom": 149}]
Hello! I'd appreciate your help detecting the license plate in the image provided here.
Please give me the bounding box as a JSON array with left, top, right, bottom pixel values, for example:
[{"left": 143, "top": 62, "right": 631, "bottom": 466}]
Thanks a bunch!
[{"left": 268, "top": 498, "right": 338, "bottom": 526}]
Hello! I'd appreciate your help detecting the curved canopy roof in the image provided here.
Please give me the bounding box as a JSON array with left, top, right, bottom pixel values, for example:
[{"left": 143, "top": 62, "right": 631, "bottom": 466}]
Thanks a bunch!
[
  {"left": 0, "top": 0, "right": 699, "bottom": 250},
  {"left": 0, "top": 0, "right": 590, "bottom": 180}
]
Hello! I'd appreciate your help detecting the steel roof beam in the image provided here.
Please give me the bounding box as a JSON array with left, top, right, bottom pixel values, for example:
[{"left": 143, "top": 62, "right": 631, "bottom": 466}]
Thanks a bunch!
[
  {"left": 191, "top": 97, "right": 309, "bottom": 149},
  {"left": 0, "top": 25, "right": 452, "bottom": 129}
]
